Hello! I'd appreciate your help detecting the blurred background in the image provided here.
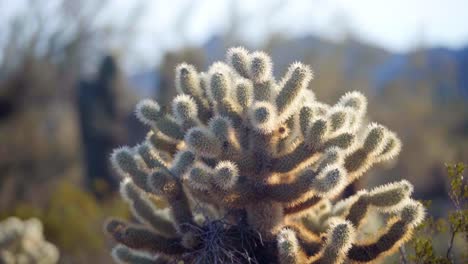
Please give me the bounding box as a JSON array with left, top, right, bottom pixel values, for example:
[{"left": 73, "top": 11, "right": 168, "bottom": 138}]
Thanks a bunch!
[{"left": 0, "top": 0, "right": 466, "bottom": 263}]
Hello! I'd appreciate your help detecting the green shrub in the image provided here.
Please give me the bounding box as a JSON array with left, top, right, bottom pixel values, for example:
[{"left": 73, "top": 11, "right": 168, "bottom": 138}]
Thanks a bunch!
[
  {"left": 400, "top": 162, "right": 467, "bottom": 264},
  {"left": 1, "top": 181, "right": 130, "bottom": 259}
]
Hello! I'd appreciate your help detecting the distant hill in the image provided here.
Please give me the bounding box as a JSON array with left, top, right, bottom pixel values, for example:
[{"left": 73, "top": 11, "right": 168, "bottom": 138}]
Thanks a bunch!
[
  {"left": 373, "top": 46, "right": 468, "bottom": 98},
  {"left": 130, "top": 34, "right": 468, "bottom": 100}
]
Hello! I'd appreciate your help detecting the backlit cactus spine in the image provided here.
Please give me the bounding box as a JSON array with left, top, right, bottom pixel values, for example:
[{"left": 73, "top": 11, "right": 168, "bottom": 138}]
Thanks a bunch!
[{"left": 105, "top": 47, "right": 425, "bottom": 264}]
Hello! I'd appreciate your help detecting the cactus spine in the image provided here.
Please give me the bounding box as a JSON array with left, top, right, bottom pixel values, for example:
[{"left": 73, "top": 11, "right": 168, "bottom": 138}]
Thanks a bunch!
[{"left": 105, "top": 48, "right": 424, "bottom": 264}]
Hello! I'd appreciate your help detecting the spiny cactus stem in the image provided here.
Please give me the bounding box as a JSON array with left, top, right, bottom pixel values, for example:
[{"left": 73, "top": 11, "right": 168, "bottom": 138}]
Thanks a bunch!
[
  {"left": 147, "top": 131, "right": 179, "bottom": 156},
  {"left": 209, "top": 178, "right": 258, "bottom": 209},
  {"left": 122, "top": 181, "right": 177, "bottom": 237},
  {"left": 266, "top": 171, "right": 319, "bottom": 203},
  {"left": 320, "top": 133, "right": 355, "bottom": 150},
  {"left": 253, "top": 80, "right": 276, "bottom": 101},
  {"left": 112, "top": 245, "right": 166, "bottom": 264},
  {"left": 216, "top": 99, "right": 243, "bottom": 127},
  {"left": 309, "top": 220, "right": 355, "bottom": 264},
  {"left": 345, "top": 196, "right": 368, "bottom": 227},
  {"left": 345, "top": 181, "right": 413, "bottom": 228},
  {"left": 343, "top": 148, "right": 372, "bottom": 180},
  {"left": 277, "top": 229, "right": 306, "bottom": 264},
  {"left": 347, "top": 218, "right": 408, "bottom": 262},
  {"left": 106, "top": 220, "right": 187, "bottom": 255},
  {"left": 246, "top": 201, "right": 284, "bottom": 239},
  {"left": 246, "top": 132, "right": 277, "bottom": 178},
  {"left": 271, "top": 143, "right": 319, "bottom": 173},
  {"left": 283, "top": 196, "right": 322, "bottom": 215},
  {"left": 178, "top": 88, "right": 212, "bottom": 123},
  {"left": 185, "top": 185, "right": 216, "bottom": 205},
  {"left": 283, "top": 227, "right": 322, "bottom": 258},
  {"left": 169, "top": 187, "right": 196, "bottom": 233},
  {"left": 227, "top": 47, "right": 250, "bottom": 78},
  {"left": 137, "top": 143, "right": 168, "bottom": 170},
  {"left": 151, "top": 115, "right": 185, "bottom": 141},
  {"left": 148, "top": 170, "right": 195, "bottom": 233},
  {"left": 185, "top": 168, "right": 257, "bottom": 209}
]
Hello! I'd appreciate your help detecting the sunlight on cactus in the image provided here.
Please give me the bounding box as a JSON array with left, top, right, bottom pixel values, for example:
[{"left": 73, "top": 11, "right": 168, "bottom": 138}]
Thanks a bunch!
[{"left": 104, "top": 47, "right": 425, "bottom": 264}]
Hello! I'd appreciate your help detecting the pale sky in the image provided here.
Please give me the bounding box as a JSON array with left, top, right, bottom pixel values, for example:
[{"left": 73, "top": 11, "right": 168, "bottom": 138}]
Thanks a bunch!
[
  {"left": 1, "top": 0, "right": 468, "bottom": 70},
  {"left": 132, "top": 0, "right": 468, "bottom": 49},
  {"left": 127, "top": 0, "right": 468, "bottom": 66}
]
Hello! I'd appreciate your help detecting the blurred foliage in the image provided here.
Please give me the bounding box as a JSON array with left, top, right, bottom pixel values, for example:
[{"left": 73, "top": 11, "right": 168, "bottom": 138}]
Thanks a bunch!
[
  {"left": 0, "top": 58, "right": 83, "bottom": 212},
  {"left": 0, "top": 181, "right": 130, "bottom": 262},
  {"left": 0, "top": 217, "right": 59, "bottom": 264},
  {"left": 78, "top": 54, "right": 137, "bottom": 195},
  {"left": 400, "top": 162, "right": 468, "bottom": 264},
  {"left": 0, "top": 24, "right": 137, "bottom": 261},
  {"left": 0, "top": 0, "right": 141, "bottom": 213},
  {"left": 369, "top": 53, "right": 467, "bottom": 197}
]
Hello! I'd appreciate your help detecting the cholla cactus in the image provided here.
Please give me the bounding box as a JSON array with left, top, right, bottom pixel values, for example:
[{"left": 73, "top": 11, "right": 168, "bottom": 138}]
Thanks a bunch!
[
  {"left": 105, "top": 47, "right": 425, "bottom": 264},
  {"left": 0, "top": 217, "right": 59, "bottom": 264}
]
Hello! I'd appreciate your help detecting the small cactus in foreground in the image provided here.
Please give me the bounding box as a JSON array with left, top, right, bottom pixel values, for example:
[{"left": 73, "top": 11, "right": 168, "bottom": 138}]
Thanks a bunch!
[
  {"left": 0, "top": 217, "right": 59, "bottom": 264},
  {"left": 105, "top": 47, "right": 425, "bottom": 263}
]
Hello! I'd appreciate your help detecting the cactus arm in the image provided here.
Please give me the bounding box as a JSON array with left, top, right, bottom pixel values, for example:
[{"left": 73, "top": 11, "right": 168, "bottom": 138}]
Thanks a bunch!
[
  {"left": 276, "top": 63, "right": 313, "bottom": 121},
  {"left": 186, "top": 162, "right": 257, "bottom": 208},
  {"left": 112, "top": 245, "right": 169, "bottom": 264},
  {"left": 283, "top": 196, "right": 322, "bottom": 216},
  {"left": 271, "top": 143, "right": 319, "bottom": 173},
  {"left": 136, "top": 99, "right": 185, "bottom": 141},
  {"left": 175, "top": 64, "right": 212, "bottom": 122},
  {"left": 136, "top": 142, "right": 169, "bottom": 170},
  {"left": 172, "top": 94, "right": 202, "bottom": 130},
  {"left": 226, "top": 47, "right": 250, "bottom": 78},
  {"left": 148, "top": 169, "right": 194, "bottom": 233},
  {"left": 308, "top": 219, "right": 355, "bottom": 264},
  {"left": 320, "top": 132, "right": 355, "bottom": 150},
  {"left": 277, "top": 228, "right": 305, "bottom": 264},
  {"left": 345, "top": 181, "right": 413, "bottom": 228},
  {"left": 120, "top": 179, "right": 177, "bottom": 237},
  {"left": 209, "top": 116, "right": 241, "bottom": 159},
  {"left": 111, "top": 147, "right": 152, "bottom": 192},
  {"left": 347, "top": 201, "right": 425, "bottom": 263},
  {"left": 267, "top": 165, "right": 346, "bottom": 203},
  {"left": 147, "top": 131, "right": 179, "bottom": 156},
  {"left": 106, "top": 219, "right": 187, "bottom": 256},
  {"left": 217, "top": 98, "right": 244, "bottom": 127},
  {"left": 283, "top": 224, "right": 323, "bottom": 258}
]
